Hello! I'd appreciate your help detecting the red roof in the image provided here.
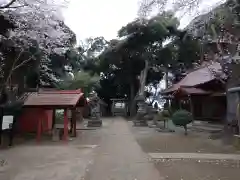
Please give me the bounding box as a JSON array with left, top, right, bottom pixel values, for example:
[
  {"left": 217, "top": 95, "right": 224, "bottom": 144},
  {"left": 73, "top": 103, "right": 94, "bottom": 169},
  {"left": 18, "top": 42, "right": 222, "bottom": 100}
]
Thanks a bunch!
[
  {"left": 162, "top": 62, "right": 222, "bottom": 94},
  {"left": 24, "top": 89, "right": 84, "bottom": 108}
]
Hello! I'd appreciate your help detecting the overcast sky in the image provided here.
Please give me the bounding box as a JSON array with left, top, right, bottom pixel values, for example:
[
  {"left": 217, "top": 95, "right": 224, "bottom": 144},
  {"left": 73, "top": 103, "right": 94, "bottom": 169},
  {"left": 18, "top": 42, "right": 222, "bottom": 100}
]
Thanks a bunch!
[{"left": 63, "top": 0, "right": 224, "bottom": 43}]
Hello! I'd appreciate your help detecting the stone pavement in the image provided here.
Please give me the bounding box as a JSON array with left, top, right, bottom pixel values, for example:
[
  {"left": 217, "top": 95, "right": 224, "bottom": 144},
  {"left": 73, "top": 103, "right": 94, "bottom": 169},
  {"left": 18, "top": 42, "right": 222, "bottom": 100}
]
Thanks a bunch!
[
  {"left": 149, "top": 152, "right": 240, "bottom": 160},
  {"left": 84, "top": 117, "right": 164, "bottom": 180}
]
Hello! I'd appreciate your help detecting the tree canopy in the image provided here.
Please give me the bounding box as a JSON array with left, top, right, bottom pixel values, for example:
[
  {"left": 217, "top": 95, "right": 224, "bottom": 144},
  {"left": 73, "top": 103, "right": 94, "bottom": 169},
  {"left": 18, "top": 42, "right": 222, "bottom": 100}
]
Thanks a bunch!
[
  {"left": 0, "top": 0, "right": 77, "bottom": 103},
  {"left": 84, "top": 12, "right": 201, "bottom": 115},
  {"left": 0, "top": 1, "right": 202, "bottom": 109}
]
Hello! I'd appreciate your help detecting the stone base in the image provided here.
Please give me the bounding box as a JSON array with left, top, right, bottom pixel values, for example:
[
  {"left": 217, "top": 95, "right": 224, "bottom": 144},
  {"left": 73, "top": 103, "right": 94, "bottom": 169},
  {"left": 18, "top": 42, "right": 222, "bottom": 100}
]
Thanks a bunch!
[
  {"left": 87, "top": 120, "right": 102, "bottom": 127},
  {"left": 233, "top": 135, "right": 240, "bottom": 149},
  {"left": 0, "top": 133, "right": 10, "bottom": 148},
  {"left": 52, "top": 128, "right": 60, "bottom": 141},
  {"left": 156, "top": 128, "right": 175, "bottom": 133},
  {"left": 133, "top": 120, "right": 148, "bottom": 126}
]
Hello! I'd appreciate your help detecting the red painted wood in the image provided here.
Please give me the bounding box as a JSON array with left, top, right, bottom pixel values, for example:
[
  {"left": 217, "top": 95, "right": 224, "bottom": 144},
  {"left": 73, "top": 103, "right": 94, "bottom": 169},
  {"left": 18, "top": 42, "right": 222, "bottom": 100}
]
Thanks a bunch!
[
  {"left": 36, "top": 118, "right": 42, "bottom": 142},
  {"left": 63, "top": 109, "right": 68, "bottom": 141},
  {"left": 18, "top": 108, "right": 53, "bottom": 133}
]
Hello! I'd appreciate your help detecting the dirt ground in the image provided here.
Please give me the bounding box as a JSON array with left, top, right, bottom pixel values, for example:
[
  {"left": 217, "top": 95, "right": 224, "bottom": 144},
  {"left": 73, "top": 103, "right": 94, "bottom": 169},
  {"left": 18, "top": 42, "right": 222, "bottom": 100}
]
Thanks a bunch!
[
  {"left": 132, "top": 124, "right": 239, "bottom": 154},
  {"left": 131, "top": 123, "right": 240, "bottom": 180},
  {"left": 0, "top": 118, "right": 163, "bottom": 180},
  {"left": 154, "top": 159, "right": 240, "bottom": 180},
  {"left": 2, "top": 118, "right": 240, "bottom": 180},
  {"left": 0, "top": 120, "right": 111, "bottom": 180}
]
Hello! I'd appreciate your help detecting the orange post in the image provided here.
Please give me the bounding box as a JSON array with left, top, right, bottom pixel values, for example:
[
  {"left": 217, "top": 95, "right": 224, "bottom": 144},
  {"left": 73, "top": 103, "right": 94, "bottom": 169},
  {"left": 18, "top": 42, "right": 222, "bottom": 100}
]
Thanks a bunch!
[{"left": 63, "top": 109, "right": 68, "bottom": 141}]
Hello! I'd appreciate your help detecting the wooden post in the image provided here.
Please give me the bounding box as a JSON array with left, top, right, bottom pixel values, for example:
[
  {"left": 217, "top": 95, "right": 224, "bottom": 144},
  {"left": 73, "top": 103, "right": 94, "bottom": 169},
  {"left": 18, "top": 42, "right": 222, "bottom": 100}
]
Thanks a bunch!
[
  {"left": 189, "top": 95, "right": 194, "bottom": 116},
  {"left": 52, "top": 109, "right": 56, "bottom": 129},
  {"left": 36, "top": 118, "right": 42, "bottom": 142},
  {"left": 72, "top": 108, "right": 77, "bottom": 137},
  {"left": 179, "top": 99, "right": 182, "bottom": 109},
  {"left": 63, "top": 109, "right": 68, "bottom": 141}
]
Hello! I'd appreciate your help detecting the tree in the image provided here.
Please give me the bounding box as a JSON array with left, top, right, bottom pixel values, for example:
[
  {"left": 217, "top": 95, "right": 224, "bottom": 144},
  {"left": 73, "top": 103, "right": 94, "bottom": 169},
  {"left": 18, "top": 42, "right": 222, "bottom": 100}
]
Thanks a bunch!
[
  {"left": 138, "top": 0, "right": 206, "bottom": 18},
  {"left": 93, "top": 12, "right": 200, "bottom": 116},
  {"left": 185, "top": 0, "right": 240, "bottom": 87},
  {"left": 56, "top": 71, "right": 100, "bottom": 97},
  {"left": 0, "top": 0, "right": 76, "bottom": 102},
  {"left": 172, "top": 109, "right": 193, "bottom": 135},
  {"left": 0, "top": 0, "right": 19, "bottom": 9},
  {"left": 53, "top": 36, "right": 109, "bottom": 97}
]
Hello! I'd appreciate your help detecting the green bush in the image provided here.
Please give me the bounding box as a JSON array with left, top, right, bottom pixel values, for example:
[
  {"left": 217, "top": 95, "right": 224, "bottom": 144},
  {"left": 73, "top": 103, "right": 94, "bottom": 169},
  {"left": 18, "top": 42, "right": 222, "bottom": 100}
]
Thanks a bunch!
[
  {"left": 172, "top": 110, "right": 193, "bottom": 135},
  {"left": 55, "top": 109, "right": 64, "bottom": 123}
]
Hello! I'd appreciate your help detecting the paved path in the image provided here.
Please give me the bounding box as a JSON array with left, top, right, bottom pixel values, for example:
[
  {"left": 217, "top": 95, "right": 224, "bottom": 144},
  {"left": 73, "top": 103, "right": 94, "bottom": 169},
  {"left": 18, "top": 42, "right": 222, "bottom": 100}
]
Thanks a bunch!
[
  {"left": 85, "top": 117, "right": 164, "bottom": 180},
  {"left": 149, "top": 153, "right": 240, "bottom": 160},
  {"left": 0, "top": 145, "right": 95, "bottom": 180}
]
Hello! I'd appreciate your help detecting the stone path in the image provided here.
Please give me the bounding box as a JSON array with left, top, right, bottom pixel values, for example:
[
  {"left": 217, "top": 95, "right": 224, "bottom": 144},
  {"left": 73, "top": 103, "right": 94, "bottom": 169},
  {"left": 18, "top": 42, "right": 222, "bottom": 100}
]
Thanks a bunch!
[
  {"left": 149, "top": 153, "right": 240, "bottom": 160},
  {"left": 0, "top": 145, "right": 95, "bottom": 180},
  {"left": 84, "top": 117, "right": 163, "bottom": 180}
]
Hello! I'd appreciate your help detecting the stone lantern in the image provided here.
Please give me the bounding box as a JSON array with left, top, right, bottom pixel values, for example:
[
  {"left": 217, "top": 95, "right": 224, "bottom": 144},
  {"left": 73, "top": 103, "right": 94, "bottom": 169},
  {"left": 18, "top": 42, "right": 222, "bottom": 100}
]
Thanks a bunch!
[{"left": 87, "top": 92, "right": 102, "bottom": 127}]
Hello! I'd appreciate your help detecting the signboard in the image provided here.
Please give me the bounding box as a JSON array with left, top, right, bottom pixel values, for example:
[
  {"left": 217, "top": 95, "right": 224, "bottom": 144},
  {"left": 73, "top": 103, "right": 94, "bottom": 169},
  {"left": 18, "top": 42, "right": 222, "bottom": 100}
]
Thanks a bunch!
[
  {"left": 1, "top": 116, "right": 13, "bottom": 130},
  {"left": 114, "top": 102, "right": 125, "bottom": 108}
]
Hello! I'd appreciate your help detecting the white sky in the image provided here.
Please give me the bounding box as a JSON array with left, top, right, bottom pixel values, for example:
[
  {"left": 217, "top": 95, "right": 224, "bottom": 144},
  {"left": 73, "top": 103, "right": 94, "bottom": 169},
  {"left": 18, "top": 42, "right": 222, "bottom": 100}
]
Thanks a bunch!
[
  {"left": 64, "top": 0, "right": 139, "bottom": 41},
  {"left": 63, "top": 0, "right": 225, "bottom": 43}
]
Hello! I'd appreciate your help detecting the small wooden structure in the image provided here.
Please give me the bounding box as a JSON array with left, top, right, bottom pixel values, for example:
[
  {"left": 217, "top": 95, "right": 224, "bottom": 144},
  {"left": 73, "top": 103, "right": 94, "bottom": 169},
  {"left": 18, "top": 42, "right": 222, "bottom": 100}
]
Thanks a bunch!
[
  {"left": 162, "top": 62, "right": 226, "bottom": 121},
  {"left": 19, "top": 89, "right": 85, "bottom": 142},
  {"left": 110, "top": 99, "right": 128, "bottom": 116}
]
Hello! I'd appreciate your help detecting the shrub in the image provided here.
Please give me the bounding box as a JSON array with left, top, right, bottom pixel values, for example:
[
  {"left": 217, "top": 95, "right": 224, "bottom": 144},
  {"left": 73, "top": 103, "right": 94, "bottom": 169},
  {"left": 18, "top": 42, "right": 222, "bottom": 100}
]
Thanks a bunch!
[
  {"left": 153, "top": 109, "right": 170, "bottom": 128},
  {"left": 55, "top": 109, "right": 64, "bottom": 123},
  {"left": 172, "top": 110, "right": 193, "bottom": 135}
]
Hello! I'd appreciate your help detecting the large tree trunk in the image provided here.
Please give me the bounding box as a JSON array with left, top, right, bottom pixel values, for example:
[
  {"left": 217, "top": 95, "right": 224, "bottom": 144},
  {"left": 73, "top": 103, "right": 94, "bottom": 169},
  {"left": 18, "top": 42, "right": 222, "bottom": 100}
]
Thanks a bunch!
[
  {"left": 138, "top": 60, "right": 149, "bottom": 97},
  {"left": 129, "top": 83, "right": 136, "bottom": 117}
]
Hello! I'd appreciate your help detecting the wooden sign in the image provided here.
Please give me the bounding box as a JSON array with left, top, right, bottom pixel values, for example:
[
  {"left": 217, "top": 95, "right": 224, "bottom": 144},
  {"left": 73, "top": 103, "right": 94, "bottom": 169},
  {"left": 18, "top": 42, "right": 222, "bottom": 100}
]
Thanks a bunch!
[{"left": 1, "top": 115, "right": 13, "bottom": 130}]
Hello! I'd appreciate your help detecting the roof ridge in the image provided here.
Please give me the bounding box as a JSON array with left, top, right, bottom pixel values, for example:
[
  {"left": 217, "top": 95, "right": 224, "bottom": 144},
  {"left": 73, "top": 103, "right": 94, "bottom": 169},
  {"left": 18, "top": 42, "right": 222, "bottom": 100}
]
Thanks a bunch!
[{"left": 186, "top": 61, "right": 218, "bottom": 74}]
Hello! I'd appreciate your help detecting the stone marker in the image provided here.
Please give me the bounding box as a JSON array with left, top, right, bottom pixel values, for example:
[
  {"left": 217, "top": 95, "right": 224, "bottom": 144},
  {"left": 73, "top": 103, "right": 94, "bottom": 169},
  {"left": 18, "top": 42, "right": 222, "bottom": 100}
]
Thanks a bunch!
[{"left": 87, "top": 92, "right": 102, "bottom": 127}]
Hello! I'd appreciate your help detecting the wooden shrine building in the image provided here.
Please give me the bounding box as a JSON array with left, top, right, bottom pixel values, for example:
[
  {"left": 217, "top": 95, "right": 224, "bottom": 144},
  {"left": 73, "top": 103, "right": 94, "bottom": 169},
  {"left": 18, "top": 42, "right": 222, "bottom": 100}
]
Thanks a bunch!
[
  {"left": 18, "top": 89, "right": 85, "bottom": 142},
  {"left": 162, "top": 62, "right": 226, "bottom": 122}
]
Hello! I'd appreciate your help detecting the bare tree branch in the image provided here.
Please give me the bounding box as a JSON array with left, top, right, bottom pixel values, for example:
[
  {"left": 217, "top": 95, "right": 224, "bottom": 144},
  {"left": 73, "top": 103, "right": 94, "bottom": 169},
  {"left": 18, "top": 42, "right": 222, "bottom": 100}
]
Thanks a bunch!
[
  {"left": 12, "top": 53, "right": 36, "bottom": 71},
  {"left": 4, "top": 48, "right": 24, "bottom": 88},
  {"left": 0, "top": 0, "right": 18, "bottom": 9},
  {"left": 3, "top": 49, "right": 37, "bottom": 89},
  {"left": 4, "top": 4, "right": 27, "bottom": 8}
]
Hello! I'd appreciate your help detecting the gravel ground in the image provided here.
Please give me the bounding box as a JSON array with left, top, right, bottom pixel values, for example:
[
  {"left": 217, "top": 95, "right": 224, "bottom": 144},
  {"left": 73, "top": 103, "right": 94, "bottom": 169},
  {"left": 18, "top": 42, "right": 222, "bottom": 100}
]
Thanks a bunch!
[
  {"left": 131, "top": 124, "right": 238, "bottom": 154},
  {"left": 130, "top": 122, "right": 240, "bottom": 180},
  {"left": 154, "top": 159, "right": 240, "bottom": 180}
]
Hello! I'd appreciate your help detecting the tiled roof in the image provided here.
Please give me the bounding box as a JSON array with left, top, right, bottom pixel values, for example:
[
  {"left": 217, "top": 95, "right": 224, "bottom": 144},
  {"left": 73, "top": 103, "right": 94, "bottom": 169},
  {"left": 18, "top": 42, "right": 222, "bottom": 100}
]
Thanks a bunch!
[
  {"left": 162, "top": 62, "right": 222, "bottom": 94},
  {"left": 23, "top": 89, "right": 84, "bottom": 107},
  {"left": 173, "top": 87, "right": 211, "bottom": 95}
]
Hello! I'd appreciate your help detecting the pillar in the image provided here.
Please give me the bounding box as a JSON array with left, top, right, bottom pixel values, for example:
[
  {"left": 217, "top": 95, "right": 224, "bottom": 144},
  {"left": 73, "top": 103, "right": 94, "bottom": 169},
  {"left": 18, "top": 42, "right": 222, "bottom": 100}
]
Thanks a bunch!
[
  {"left": 63, "top": 109, "right": 68, "bottom": 141},
  {"left": 73, "top": 109, "right": 77, "bottom": 137}
]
